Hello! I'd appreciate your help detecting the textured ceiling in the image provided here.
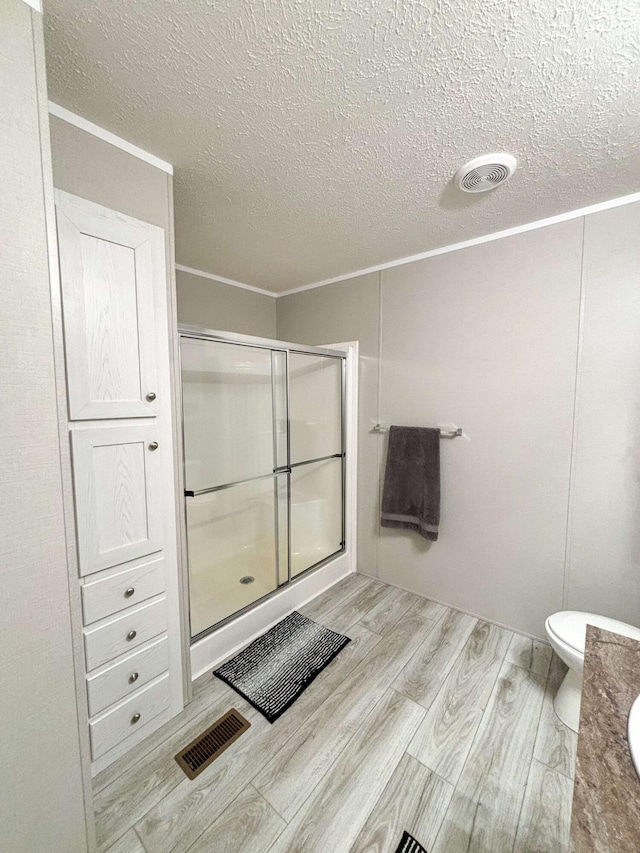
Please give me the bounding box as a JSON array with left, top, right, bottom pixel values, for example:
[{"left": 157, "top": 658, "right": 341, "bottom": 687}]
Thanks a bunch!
[{"left": 44, "top": 0, "right": 640, "bottom": 291}]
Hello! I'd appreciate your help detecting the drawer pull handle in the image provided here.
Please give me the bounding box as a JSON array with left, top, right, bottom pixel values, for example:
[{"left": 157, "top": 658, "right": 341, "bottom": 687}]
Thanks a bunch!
[
  {"left": 126, "top": 630, "right": 137, "bottom": 641},
  {"left": 146, "top": 392, "right": 156, "bottom": 401},
  {"left": 148, "top": 441, "right": 159, "bottom": 451},
  {"left": 129, "top": 672, "right": 139, "bottom": 684},
  {"left": 124, "top": 587, "right": 135, "bottom": 598},
  {"left": 131, "top": 713, "right": 141, "bottom": 724}
]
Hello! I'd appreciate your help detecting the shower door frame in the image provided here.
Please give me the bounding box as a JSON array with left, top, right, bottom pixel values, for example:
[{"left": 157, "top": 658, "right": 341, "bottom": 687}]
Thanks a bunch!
[{"left": 177, "top": 325, "right": 350, "bottom": 644}]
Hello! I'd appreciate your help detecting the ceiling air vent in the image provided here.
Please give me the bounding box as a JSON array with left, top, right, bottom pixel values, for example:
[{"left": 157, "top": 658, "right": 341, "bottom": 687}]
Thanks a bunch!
[{"left": 454, "top": 153, "right": 517, "bottom": 193}]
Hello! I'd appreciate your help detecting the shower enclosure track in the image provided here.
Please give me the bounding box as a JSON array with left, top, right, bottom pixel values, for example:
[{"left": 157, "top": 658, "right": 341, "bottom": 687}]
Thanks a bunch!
[{"left": 178, "top": 325, "right": 348, "bottom": 642}]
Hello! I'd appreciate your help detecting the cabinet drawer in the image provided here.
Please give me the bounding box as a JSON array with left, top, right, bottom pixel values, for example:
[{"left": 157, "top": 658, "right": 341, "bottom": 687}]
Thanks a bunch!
[
  {"left": 81, "top": 558, "right": 165, "bottom": 625},
  {"left": 89, "top": 674, "right": 170, "bottom": 760},
  {"left": 86, "top": 636, "right": 169, "bottom": 716},
  {"left": 84, "top": 597, "right": 166, "bottom": 671}
]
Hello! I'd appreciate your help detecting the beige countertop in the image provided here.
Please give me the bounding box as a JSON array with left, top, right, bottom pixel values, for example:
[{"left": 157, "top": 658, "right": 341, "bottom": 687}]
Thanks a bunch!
[{"left": 571, "top": 625, "right": 640, "bottom": 851}]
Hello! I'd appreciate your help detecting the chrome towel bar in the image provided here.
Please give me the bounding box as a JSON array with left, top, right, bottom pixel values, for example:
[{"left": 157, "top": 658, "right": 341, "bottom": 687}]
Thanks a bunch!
[{"left": 372, "top": 424, "right": 463, "bottom": 438}]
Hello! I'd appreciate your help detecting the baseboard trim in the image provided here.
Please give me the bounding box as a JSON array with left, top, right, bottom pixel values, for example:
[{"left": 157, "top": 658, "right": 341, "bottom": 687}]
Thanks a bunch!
[{"left": 356, "top": 571, "right": 549, "bottom": 644}]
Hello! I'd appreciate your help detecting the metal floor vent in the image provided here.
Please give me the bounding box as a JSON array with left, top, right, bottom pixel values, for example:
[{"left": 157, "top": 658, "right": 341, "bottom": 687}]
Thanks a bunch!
[{"left": 175, "top": 709, "right": 251, "bottom": 780}]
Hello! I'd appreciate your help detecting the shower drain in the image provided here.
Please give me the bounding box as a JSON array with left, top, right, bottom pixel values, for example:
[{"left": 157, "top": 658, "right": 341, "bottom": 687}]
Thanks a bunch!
[{"left": 239, "top": 576, "right": 255, "bottom": 585}]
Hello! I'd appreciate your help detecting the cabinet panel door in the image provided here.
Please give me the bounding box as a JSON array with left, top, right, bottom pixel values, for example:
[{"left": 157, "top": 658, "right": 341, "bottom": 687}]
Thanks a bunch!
[
  {"left": 55, "top": 190, "right": 162, "bottom": 420},
  {"left": 72, "top": 425, "right": 163, "bottom": 575}
]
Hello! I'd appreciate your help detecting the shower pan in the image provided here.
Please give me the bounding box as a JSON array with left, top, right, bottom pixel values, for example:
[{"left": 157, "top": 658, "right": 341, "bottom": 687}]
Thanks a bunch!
[{"left": 179, "top": 327, "right": 346, "bottom": 641}]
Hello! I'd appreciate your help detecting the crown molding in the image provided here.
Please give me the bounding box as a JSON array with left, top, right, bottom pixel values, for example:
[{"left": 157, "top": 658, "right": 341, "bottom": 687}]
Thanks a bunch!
[
  {"left": 275, "top": 190, "right": 640, "bottom": 297},
  {"left": 48, "top": 102, "right": 173, "bottom": 175},
  {"left": 175, "top": 264, "right": 277, "bottom": 298},
  {"left": 46, "top": 104, "right": 639, "bottom": 297}
]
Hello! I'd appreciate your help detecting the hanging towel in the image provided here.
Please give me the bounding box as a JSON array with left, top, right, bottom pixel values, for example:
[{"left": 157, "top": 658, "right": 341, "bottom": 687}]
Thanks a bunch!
[{"left": 380, "top": 426, "right": 441, "bottom": 541}]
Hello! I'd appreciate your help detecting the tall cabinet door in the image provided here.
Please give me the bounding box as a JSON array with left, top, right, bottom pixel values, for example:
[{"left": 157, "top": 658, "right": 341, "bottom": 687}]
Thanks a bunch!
[
  {"left": 55, "top": 191, "right": 160, "bottom": 420},
  {"left": 71, "top": 425, "right": 163, "bottom": 576},
  {"left": 56, "top": 190, "right": 183, "bottom": 772}
]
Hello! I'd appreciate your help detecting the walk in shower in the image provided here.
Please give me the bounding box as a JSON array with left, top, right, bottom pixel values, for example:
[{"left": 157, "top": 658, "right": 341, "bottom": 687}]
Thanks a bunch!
[{"left": 179, "top": 328, "right": 346, "bottom": 640}]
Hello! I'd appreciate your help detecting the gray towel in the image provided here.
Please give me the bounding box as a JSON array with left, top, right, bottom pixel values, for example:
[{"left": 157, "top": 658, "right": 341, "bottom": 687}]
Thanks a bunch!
[{"left": 380, "top": 426, "right": 440, "bottom": 541}]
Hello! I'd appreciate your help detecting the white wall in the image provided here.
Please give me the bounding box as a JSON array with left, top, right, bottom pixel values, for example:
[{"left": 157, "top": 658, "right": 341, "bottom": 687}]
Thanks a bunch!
[
  {"left": 0, "top": 2, "right": 89, "bottom": 850},
  {"left": 278, "top": 201, "right": 640, "bottom": 639},
  {"left": 177, "top": 268, "right": 277, "bottom": 338},
  {"left": 378, "top": 222, "right": 582, "bottom": 637},
  {"left": 566, "top": 204, "right": 640, "bottom": 624}
]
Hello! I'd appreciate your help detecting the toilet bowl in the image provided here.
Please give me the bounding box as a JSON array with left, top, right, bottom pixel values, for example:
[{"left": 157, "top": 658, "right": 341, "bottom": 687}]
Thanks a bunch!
[{"left": 545, "top": 611, "right": 640, "bottom": 732}]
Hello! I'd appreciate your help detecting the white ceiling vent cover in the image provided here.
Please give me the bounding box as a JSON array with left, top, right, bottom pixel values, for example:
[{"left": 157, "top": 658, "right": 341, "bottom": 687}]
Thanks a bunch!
[{"left": 455, "top": 153, "right": 517, "bottom": 193}]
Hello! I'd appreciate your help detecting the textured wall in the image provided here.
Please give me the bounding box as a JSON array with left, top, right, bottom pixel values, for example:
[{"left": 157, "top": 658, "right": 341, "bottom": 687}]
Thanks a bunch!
[
  {"left": 0, "top": 3, "right": 88, "bottom": 850},
  {"left": 278, "top": 203, "right": 640, "bottom": 639},
  {"left": 43, "top": 0, "right": 640, "bottom": 289},
  {"left": 177, "top": 269, "right": 277, "bottom": 338}
]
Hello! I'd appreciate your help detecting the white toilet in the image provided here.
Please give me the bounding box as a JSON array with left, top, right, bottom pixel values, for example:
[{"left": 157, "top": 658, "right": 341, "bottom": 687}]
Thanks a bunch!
[{"left": 545, "top": 611, "right": 640, "bottom": 732}]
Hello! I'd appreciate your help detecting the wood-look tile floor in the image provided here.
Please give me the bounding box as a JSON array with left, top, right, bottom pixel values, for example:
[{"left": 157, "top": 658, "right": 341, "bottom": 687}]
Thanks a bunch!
[{"left": 94, "top": 575, "right": 577, "bottom": 853}]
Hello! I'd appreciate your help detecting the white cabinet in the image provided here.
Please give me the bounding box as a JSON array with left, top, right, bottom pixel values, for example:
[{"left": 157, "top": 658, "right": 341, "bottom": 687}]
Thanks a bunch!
[
  {"left": 86, "top": 637, "right": 169, "bottom": 716},
  {"left": 55, "top": 190, "right": 184, "bottom": 774},
  {"left": 83, "top": 597, "right": 168, "bottom": 671},
  {"left": 89, "top": 674, "right": 170, "bottom": 760},
  {"left": 81, "top": 557, "right": 165, "bottom": 623},
  {"left": 71, "top": 425, "right": 163, "bottom": 575},
  {"left": 56, "top": 191, "right": 160, "bottom": 420}
]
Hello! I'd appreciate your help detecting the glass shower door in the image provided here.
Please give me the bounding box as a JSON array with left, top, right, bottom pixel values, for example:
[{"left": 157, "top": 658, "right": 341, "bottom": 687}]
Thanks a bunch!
[
  {"left": 181, "top": 337, "right": 288, "bottom": 636},
  {"left": 288, "top": 352, "right": 344, "bottom": 577}
]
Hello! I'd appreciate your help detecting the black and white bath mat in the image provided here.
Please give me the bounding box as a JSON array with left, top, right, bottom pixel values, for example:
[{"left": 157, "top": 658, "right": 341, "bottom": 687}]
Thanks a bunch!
[
  {"left": 394, "top": 831, "right": 428, "bottom": 853},
  {"left": 213, "top": 611, "right": 351, "bottom": 723}
]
